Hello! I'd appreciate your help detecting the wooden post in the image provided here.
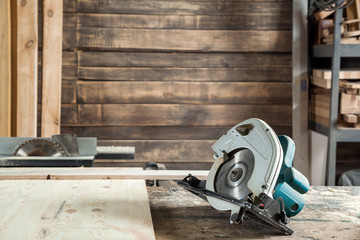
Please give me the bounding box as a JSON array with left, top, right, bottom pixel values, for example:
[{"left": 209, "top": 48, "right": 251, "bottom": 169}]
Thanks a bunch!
[
  {"left": 41, "top": 0, "right": 63, "bottom": 137},
  {"left": 16, "top": 0, "right": 38, "bottom": 137},
  {"left": 0, "top": 0, "right": 11, "bottom": 137}
]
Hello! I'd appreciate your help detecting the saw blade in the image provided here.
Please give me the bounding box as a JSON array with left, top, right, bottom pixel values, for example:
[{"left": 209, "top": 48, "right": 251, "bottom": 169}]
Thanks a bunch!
[
  {"left": 13, "top": 138, "right": 66, "bottom": 157},
  {"left": 214, "top": 149, "right": 255, "bottom": 200}
]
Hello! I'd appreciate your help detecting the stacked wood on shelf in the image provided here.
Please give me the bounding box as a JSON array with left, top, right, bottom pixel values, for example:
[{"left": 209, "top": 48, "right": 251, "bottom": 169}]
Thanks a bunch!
[
  {"left": 314, "top": 0, "right": 360, "bottom": 45},
  {"left": 311, "top": 69, "right": 360, "bottom": 128}
]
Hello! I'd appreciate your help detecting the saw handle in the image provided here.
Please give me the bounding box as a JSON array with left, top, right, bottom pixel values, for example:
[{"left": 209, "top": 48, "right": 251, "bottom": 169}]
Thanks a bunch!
[{"left": 274, "top": 135, "right": 310, "bottom": 218}]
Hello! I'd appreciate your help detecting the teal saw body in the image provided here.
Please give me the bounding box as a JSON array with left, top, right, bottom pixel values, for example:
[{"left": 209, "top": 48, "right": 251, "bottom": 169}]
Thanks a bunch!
[{"left": 273, "top": 135, "right": 310, "bottom": 217}]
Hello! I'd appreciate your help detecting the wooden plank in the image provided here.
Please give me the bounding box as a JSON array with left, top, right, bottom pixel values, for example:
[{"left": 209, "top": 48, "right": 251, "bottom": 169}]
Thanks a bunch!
[
  {"left": 77, "top": 104, "right": 292, "bottom": 126},
  {"left": 16, "top": 0, "right": 38, "bottom": 137},
  {"left": 343, "top": 114, "right": 358, "bottom": 123},
  {"left": 93, "top": 161, "right": 213, "bottom": 170},
  {"left": 78, "top": 67, "right": 291, "bottom": 82},
  {"left": 77, "top": 0, "right": 292, "bottom": 15},
  {"left": 62, "top": 126, "right": 292, "bottom": 140},
  {"left": 313, "top": 69, "right": 360, "bottom": 79},
  {"left": 0, "top": 180, "right": 155, "bottom": 239},
  {"left": 340, "top": 92, "right": 360, "bottom": 114},
  {"left": 77, "top": 13, "right": 292, "bottom": 30},
  {"left": 314, "top": 10, "right": 334, "bottom": 20},
  {"left": 311, "top": 76, "right": 331, "bottom": 89},
  {"left": 78, "top": 29, "right": 292, "bottom": 52},
  {"left": 0, "top": 168, "right": 208, "bottom": 180},
  {"left": 98, "top": 140, "right": 215, "bottom": 162},
  {"left": 148, "top": 186, "right": 360, "bottom": 239},
  {"left": 340, "top": 80, "right": 360, "bottom": 89},
  {"left": 41, "top": 0, "right": 63, "bottom": 137},
  {"left": 77, "top": 82, "right": 292, "bottom": 104},
  {"left": 0, "top": 0, "right": 11, "bottom": 137},
  {"left": 79, "top": 52, "right": 292, "bottom": 68}
]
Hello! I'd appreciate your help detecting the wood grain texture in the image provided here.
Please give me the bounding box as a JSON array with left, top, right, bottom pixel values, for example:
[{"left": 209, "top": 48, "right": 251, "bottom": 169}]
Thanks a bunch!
[
  {"left": 78, "top": 28, "right": 291, "bottom": 52},
  {"left": 0, "top": 0, "right": 11, "bottom": 137},
  {"left": 78, "top": 52, "right": 292, "bottom": 68},
  {"left": 98, "top": 140, "right": 215, "bottom": 162},
  {"left": 78, "top": 67, "right": 291, "bottom": 81},
  {"left": 41, "top": 0, "right": 63, "bottom": 137},
  {"left": 62, "top": 126, "right": 292, "bottom": 140},
  {"left": 149, "top": 186, "right": 360, "bottom": 239},
  {"left": 77, "top": 81, "right": 292, "bottom": 104},
  {"left": 0, "top": 168, "right": 208, "bottom": 180},
  {"left": 0, "top": 180, "right": 155, "bottom": 239},
  {"left": 77, "top": 0, "right": 291, "bottom": 15},
  {"left": 77, "top": 104, "right": 292, "bottom": 126},
  {"left": 77, "top": 13, "right": 292, "bottom": 30},
  {"left": 313, "top": 69, "right": 360, "bottom": 79},
  {"left": 16, "top": 0, "right": 38, "bottom": 137}
]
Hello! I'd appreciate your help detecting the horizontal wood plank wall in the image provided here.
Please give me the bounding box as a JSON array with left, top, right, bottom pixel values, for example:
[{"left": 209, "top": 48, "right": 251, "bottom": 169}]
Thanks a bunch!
[{"left": 59, "top": 0, "right": 292, "bottom": 169}]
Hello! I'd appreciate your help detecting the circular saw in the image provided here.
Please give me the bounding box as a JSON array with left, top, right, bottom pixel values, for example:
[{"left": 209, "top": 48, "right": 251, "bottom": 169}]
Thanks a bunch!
[
  {"left": 13, "top": 138, "right": 66, "bottom": 157},
  {"left": 178, "top": 118, "right": 310, "bottom": 235}
]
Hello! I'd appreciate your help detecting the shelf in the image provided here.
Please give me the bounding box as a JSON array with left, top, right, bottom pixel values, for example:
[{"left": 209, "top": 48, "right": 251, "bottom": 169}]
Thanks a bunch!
[
  {"left": 313, "top": 44, "right": 360, "bottom": 58},
  {"left": 309, "top": 121, "right": 360, "bottom": 142}
]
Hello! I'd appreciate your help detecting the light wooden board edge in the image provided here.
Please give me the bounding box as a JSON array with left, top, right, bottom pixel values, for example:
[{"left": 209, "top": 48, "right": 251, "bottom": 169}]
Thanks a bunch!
[
  {"left": 41, "top": 0, "right": 63, "bottom": 137},
  {"left": 0, "top": 168, "right": 209, "bottom": 180},
  {"left": 0, "top": 0, "right": 11, "bottom": 137},
  {"left": 16, "top": 0, "right": 38, "bottom": 137}
]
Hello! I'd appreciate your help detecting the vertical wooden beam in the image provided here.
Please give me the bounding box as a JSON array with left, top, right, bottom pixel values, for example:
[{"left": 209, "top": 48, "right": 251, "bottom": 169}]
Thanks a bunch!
[
  {"left": 292, "top": 0, "right": 310, "bottom": 180},
  {"left": 16, "top": 0, "right": 38, "bottom": 137},
  {"left": 0, "top": 0, "right": 11, "bottom": 137},
  {"left": 41, "top": 0, "right": 63, "bottom": 137}
]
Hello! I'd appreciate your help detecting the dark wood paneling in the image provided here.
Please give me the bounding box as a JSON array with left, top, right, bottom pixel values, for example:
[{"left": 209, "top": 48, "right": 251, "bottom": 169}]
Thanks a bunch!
[
  {"left": 61, "top": 126, "right": 292, "bottom": 140},
  {"left": 78, "top": 29, "right": 291, "bottom": 52},
  {"left": 79, "top": 52, "right": 292, "bottom": 68},
  {"left": 77, "top": 81, "right": 292, "bottom": 104},
  {"left": 97, "top": 140, "right": 215, "bottom": 162},
  {"left": 77, "top": 104, "right": 292, "bottom": 126},
  {"left": 77, "top": 0, "right": 291, "bottom": 15},
  {"left": 78, "top": 13, "right": 291, "bottom": 30},
  {"left": 61, "top": 104, "right": 78, "bottom": 125},
  {"left": 78, "top": 67, "right": 291, "bottom": 81}
]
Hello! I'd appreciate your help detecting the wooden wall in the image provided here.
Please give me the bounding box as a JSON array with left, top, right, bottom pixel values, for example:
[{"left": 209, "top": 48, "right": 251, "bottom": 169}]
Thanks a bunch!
[{"left": 58, "top": 0, "right": 292, "bottom": 169}]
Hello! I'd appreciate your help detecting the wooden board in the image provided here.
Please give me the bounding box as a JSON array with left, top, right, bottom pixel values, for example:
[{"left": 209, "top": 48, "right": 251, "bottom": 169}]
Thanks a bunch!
[
  {"left": 313, "top": 69, "right": 360, "bottom": 79},
  {"left": 76, "top": 0, "right": 292, "bottom": 15},
  {"left": 149, "top": 186, "right": 360, "bottom": 239},
  {"left": 98, "top": 140, "right": 215, "bottom": 163},
  {"left": 0, "top": 180, "right": 155, "bottom": 239},
  {"left": 16, "top": 0, "right": 38, "bottom": 137},
  {"left": 78, "top": 67, "right": 291, "bottom": 82},
  {"left": 41, "top": 0, "right": 63, "bottom": 137},
  {"left": 77, "top": 13, "right": 292, "bottom": 30},
  {"left": 311, "top": 76, "right": 331, "bottom": 89},
  {"left": 76, "top": 82, "right": 292, "bottom": 104},
  {"left": 0, "top": 0, "right": 11, "bottom": 137},
  {"left": 76, "top": 104, "right": 292, "bottom": 126},
  {"left": 340, "top": 92, "right": 360, "bottom": 114},
  {"left": 77, "top": 28, "right": 291, "bottom": 52},
  {"left": 78, "top": 52, "right": 292, "bottom": 68},
  {"left": 62, "top": 126, "right": 292, "bottom": 140},
  {"left": 0, "top": 168, "right": 208, "bottom": 180}
]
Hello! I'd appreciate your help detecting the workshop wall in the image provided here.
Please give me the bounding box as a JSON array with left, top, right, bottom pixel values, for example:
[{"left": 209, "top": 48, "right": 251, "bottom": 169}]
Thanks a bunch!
[{"left": 57, "top": 0, "right": 293, "bottom": 169}]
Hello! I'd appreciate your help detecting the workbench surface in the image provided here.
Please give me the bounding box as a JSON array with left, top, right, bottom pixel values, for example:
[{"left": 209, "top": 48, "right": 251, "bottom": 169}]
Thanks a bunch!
[{"left": 148, "top": 186, "right": 360, "bottom": 240}]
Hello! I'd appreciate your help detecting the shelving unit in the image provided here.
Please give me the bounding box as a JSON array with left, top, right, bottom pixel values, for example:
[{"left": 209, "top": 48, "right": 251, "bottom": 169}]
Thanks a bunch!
[{"left": 309, "top": 7, "right": 360, "bottom": 185}]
